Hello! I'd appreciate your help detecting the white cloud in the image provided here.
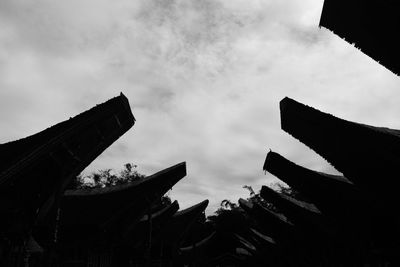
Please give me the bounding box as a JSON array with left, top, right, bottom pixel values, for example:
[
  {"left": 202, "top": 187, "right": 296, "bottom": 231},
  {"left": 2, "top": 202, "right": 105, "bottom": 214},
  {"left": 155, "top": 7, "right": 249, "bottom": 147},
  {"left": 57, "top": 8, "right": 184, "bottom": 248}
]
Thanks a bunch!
[{"left": 1, "top": 0, "right": 399, "bottom": 214}]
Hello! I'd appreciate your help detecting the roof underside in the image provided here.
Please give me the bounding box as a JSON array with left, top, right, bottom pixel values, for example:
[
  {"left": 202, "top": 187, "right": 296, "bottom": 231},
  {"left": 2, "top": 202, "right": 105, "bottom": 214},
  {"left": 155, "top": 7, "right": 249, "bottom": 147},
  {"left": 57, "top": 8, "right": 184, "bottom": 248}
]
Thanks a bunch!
[
  {"left": 280, "top": 97, "right": 400, "bottom": 199},
  {"left": 58, "top": 163, "right": 186, "bottom": 233},
  {"left": 263, "top": 151, "right": 362, "bottom": 215},
  {"left": 162, "top": 200, "right": 209, "bottom": 244},
  {"left": 320, "top": 0, "right": 400, "bottom": 76},
  {"left": 0, "top": 94, "right": 135, "bottom": 235}
]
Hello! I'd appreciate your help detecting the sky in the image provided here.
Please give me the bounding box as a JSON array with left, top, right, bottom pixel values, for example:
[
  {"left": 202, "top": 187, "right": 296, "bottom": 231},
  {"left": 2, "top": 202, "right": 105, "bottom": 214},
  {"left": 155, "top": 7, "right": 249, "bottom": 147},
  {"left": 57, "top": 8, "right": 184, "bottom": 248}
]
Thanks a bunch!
[{"left": 1, "top": 0, "right": 400, "bottom": 214}]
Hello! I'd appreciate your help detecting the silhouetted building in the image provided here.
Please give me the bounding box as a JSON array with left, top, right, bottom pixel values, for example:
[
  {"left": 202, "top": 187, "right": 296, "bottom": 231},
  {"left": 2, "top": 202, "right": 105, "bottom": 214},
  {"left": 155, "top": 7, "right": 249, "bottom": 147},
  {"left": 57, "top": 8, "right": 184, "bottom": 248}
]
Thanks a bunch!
[
  {"left": 280, "top": 97, "right": 400, "bottom": 205},
  {"left": 42, "top": 162, "right": 187, "bottom": 267},
  {"left": 264, "top": 151, "right": 359, "bottom": 217},
  {"left": 0, "top": 93, "right": 135, "bottom": 266},
  {"left": 255, "top": 97, "right": 400, "bottom": 266},
  {"left": 320, "top": 0, "right": 400, "bottom": 75}
]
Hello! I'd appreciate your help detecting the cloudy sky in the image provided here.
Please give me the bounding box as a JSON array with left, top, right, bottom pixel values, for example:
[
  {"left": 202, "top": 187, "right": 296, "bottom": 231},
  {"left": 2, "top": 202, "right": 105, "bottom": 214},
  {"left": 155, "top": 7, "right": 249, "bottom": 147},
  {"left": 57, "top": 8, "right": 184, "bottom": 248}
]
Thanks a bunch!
[{"left": 1, "top": 0, "right": 399, "bottom": 214}]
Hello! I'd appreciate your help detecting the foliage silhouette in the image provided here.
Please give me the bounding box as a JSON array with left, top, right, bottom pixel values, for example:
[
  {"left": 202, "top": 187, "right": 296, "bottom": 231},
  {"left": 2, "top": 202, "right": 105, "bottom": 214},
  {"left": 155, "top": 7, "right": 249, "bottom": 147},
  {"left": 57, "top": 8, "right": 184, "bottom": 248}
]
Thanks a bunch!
[
  {"left": 67, "top": 163, "right": 145, "bottom": 189},
  {"left": 67, "top": 163, "right": 172, "bottom": 207}
]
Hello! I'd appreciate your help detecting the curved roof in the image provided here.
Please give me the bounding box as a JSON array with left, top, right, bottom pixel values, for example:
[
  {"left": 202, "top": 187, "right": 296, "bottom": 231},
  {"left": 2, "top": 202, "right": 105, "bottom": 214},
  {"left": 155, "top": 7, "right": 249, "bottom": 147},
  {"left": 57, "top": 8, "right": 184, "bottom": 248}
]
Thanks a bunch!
[
  {"left": 59, "top": 162, "right": 186, "bottom": 229},
  {"left": 138, "top": 200, "right": 179, "bottom": 223},
  {"left": 239, "top": 198, "right": 291, "bottom": 225},
  {"left": 162, "top": 200, "right": 209, "bottom": 244},
  {"left": 0, "top": 93, "right": 134, "bottom": 185},
  {"left": 280, "top": 97, "right": 400, "bottom": 199},
  {"left": 0, "top": 93, "right": 135, "bottom": 235},
  {"left": 64, "top": 162, "right": 186, "bottom": 198},
  {"left": 238, "top": 198, "right": 294, "bottom": 241},
  {"left": 264, "top": 151, "right": 351, "bottom": 185},
  {"left": 263, "top": 151, "right": 367, "bottom": 216},
  {"left": 259, "top": 186, "right": 339, "bottom": 238},
  {"left": 124, "top": 200, "right": 180, "bottom": 244},
  {"left": 260, "top": 186, "right": 320, "bottom": 215}
]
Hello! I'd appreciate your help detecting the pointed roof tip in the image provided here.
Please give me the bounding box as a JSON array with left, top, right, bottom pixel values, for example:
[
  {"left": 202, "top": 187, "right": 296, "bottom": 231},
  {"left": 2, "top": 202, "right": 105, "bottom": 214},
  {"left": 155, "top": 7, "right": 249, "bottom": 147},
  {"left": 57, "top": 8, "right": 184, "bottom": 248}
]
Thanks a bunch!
[
  {"left": 264, "top": 151, "right": 289, "bottom": 171},
  {"left": 260, "top": 185, "right": 276, "bottom": 195},
  {"left": 192, "top": 199, "right": 209, "bottom": 212},
  {"left": 279, "top": 97, "right": 297, "bottom": 130},
  {"left": 114, "top": 92, "right": 135, "bottom": 123},
  {"left": 169, "top": 161, "right": 186, "bottom": 169},
  {"left": 178, "top": 161, "right": 187, "bottom": 175},
  {"left": 150, "top": 161, "right": 185, "bottom": 176},
  {"left": 185, "top": 199, "right": 208, "bottom": 210},
  {"left": 176, "top": 199, "right": 209, "bottom": 215},
  {"left": 198, "top": 199, "right": 209, "bottom": 209},
  {"left": 160, "top": 161, "right": 187, "bottom": 181},
  {"left": 116, "top": 92, "right": 128, "bottom": 101},
  {"left": 172, "top": 199, "right": 180, "bottom": 209},
  {"left": 279, "top": 96, "right": 292, "bottom": 104},
  {"left": 279, "top": 96, "right": 298, "bottom": 112},
  {"left": 173, "top": 161, "right": 186, "bottom": 167},
  {"left": 263, "top": 149, "right": 278, "bottom": 171}
]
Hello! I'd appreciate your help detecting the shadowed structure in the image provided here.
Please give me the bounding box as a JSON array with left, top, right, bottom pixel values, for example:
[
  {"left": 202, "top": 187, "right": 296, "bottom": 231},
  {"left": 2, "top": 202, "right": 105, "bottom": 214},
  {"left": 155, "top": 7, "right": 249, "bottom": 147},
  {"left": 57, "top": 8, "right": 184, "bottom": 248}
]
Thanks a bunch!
[
  {"left": 280, "top": 96, "right": 400, "bottom": 203},
  {"left": 0, "top": 94, "right": 135, "bottom": 266},
  {"left": 51, "top": 163, "right": 186, "bottom": 266},
  {"left": 179, "top": 208, "right": 277, "bottom": 267},
  {"left": 126, "top": 200, "right": 180, "bottom": 247},
  {"left": 263, "top": 151, "right": 373, "bottom": 257},
  {"left": 162, "top": 199, "right": 209, "bottom": 245},
  {"left": 259, "top": 186, "right": 328, "bottom": 234},
  {"left": 320, "top": 0, "right": 400, "bottom": 75},
  {"left": 56, "top": 162, "right": 186, "bottom": 240},
  {"left": 238, "top": 198, "right": 294, "bottom": 241},
  {"left": 263, "top": 151, "right": 364, "bottom": 218},
  {"left": 271, "top": 96, "right": 400, "bottom": 265}
]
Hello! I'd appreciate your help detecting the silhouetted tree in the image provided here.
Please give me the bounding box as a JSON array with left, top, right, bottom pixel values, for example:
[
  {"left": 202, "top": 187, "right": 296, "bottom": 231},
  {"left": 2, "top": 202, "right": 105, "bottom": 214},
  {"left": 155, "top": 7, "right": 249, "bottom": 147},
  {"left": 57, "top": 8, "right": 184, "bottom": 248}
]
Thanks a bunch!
[
  {"left": 67, "top": 163, "right": 145, "bottom": 189},
  {"left": 270, "top": 181, "right": 309, "bottom": 201}
]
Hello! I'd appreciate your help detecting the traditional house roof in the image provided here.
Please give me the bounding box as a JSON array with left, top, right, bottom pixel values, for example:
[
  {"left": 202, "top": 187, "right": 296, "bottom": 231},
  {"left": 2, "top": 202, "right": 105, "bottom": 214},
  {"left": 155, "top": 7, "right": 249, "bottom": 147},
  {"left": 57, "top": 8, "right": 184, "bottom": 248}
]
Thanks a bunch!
[
  {"left": 57, "top": 162, "right": 187, "bottom": 242},
  {"left": 260, "top": 186, "right": 320, "bottom": 214},
  {"left": 263, "top": 151, "right": 368, "bottom": 218},
  {"left": 138, "top": 200, "right": 180, "bottom": 223},
  {"left": 125, "top": 200, "right": 180, "bottom": 246},
  {"left": 280, "top": 97, "right": 400, "bottom": 201},
  {"left": 319, "top": 0, "right": 400, "bottom": 76},
  {"left": 238, "top": 198, "right": 294, "bottom": 241},
  {"left": 180, "top": 231, "right": 216, "bottom": 253},
  {"left": 260, "top": 186, "right": 338, "bottom": 238},
  {"left": 161, "top": 200, "right": 209, "bottom": 245},
  {"left": 0, "top": 93, "right": 135, "bottom": 236}
]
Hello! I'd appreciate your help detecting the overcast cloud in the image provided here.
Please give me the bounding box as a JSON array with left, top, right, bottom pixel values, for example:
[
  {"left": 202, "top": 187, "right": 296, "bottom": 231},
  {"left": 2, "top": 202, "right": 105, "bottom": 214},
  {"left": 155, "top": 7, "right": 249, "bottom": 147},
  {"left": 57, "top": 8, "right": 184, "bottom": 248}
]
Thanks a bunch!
[{"left": 1, "top": 0, "right": 400, "bottom": 213}]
